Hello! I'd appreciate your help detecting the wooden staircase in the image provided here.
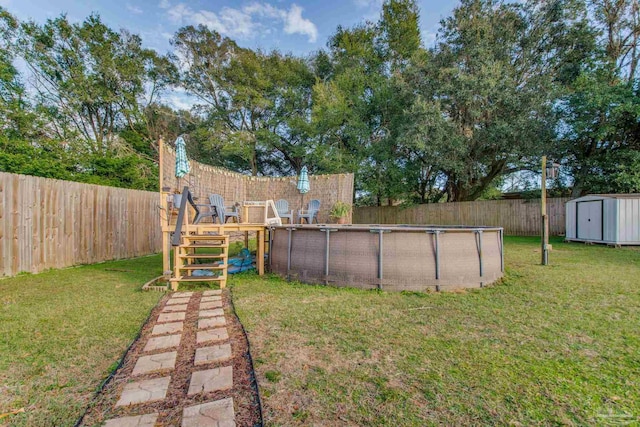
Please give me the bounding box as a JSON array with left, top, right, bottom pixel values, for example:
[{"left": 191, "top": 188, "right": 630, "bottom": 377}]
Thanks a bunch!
[{"left": 170, "top": 233, "right": 228, "bottom": 290}]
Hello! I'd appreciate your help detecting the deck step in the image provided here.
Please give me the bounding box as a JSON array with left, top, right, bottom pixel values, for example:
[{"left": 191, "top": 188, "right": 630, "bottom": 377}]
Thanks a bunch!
[
  {"left": 182, "top": 244, "right": 229, "bottom": 248},
  {"left": 182, "top": 235, "right": 226, "bottom": 240},
  {"left": 178, "top": 263, "right": 226, "bottom": 270},
  {"left": 170, "top": 275, "right": 226, "bottom": 282},
  {"left": 178, "top": 254, "right": 226, "bottom": 259}
]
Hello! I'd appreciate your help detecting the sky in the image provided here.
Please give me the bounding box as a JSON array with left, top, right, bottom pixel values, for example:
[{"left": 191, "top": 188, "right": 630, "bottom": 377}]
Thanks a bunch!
[
  {"left": 1, "top": 0, "right": 459, "bottom": 109},
  {"left": 1, "top": 0, "right": 459, "bottom": 55}
]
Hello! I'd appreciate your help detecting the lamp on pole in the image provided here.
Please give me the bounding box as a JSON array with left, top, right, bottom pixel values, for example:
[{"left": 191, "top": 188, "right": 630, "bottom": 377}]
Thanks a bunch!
[{"left": 541, "top": 157, "right": 560, "bottom": 265}]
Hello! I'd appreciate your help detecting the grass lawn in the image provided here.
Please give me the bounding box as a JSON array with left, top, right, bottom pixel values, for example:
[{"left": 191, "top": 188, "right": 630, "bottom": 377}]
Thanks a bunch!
[
  {"left": 0, "top": 255, "right": 163, "bottom": 426},
  {"left": 231, "top": 237, "right": 640, "bottom": 426}
]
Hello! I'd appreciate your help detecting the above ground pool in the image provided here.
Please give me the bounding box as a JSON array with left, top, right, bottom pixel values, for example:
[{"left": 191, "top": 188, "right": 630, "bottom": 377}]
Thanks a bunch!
[{"left": 269, "top": 224, "right": 504, "bottom": 291}]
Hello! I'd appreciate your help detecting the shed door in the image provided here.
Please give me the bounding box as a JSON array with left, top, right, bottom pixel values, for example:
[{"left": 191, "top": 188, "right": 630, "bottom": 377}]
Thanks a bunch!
[{"left": 577, "top": 200, "right": 603, "bottom": 240}]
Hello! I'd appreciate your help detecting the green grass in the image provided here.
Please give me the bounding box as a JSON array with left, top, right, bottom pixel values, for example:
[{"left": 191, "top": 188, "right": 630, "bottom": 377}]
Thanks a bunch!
[
  {"left": 2, "top": 238, "right": 638, "bottom": 426},
  {"left": 0, "top": 255, "right": 163, "bottom": 426},
  {"left": 231, "top": 237, "right": 640, "bottom": 426}
]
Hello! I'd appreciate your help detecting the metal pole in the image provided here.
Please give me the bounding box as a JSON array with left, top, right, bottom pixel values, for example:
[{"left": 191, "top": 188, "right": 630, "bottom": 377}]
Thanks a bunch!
[
  {"left": 286, "top": 227, "right": 293, "bottom": 280},
  {"left": 378, "top": 230, "right": 384, "bottom": 290},
  {"left": 268, "top": 228, "right": 274, "bottom": 271},
  {"left": 477, "top": 230, "right": 484, "bottom": 278},
  {"left": 541, "top": 156, "right": 549, "bottom": 265},
  {"left": 433, "top": 230, "right": 441, "bottom": 292},
  {"left": 499, "top": 228, "right": 504, "bottom": 273},
  {"left": 320, "top": 228, "right": 337, "bottom": 284}
]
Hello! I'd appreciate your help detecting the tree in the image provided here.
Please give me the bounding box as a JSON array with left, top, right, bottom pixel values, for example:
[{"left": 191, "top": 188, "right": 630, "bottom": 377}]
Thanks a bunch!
[
  {"left": 173, "top": 25, "right": 316, "bottom": 176},
  {"left": 0, "top": 7, "right": 33, "bottom": 138},
  {"left": 554, "top": 0, "right": 640, "bottom": 195},
  {"left": 403, "top": 0, "right": 558, "bottom": 201},
  {"left": 311, "top": 0, "right": 423, "bottom": 205},
  {"left": 20, "top": 14, "right": 175, "bottom": 153}
]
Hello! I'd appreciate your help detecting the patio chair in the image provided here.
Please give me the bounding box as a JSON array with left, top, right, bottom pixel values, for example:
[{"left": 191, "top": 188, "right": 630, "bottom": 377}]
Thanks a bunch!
[
  {"left": 297, "top": 199, "right": 321, "bottom": 224},
  {"left": 275, "top": 199, "right": 294, "bottom": 223},
  {"left": 209, "top": 194, "right": 240, "bottom": 224},
  {"left": 187, "top": 191, "right": 219, "bottom": 224}
]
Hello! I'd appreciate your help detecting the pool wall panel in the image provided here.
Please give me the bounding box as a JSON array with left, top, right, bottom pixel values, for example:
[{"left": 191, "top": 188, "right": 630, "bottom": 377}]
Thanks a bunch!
[{"left": 269, "top": 225, "right": 504, "bottom": 291}]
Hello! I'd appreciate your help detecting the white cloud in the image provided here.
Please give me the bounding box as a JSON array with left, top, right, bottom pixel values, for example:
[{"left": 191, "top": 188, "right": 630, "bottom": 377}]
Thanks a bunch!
[
  {"left": 353, "top": 0, "right": 383, "bottom": 8},
  {"left": 167, "top": 3, "right": 191, "bottom": 23},
  {"left": 165, "top": 2, "right": 318, "bottom": 43},
  {"left": 423, "top": 31, "right": 437, "bottom": 47},
  {"left": 126, "top": 4, "right": 143, "bottom": 14},
  {"left": 282, "top": 4, "right": 317, "bottom": 43},
  {"left": 166, "top": 90, "right": 196, "bottom": 111},
  {"left": 158, "top": 0, "right": 170, "bottom": 9}
]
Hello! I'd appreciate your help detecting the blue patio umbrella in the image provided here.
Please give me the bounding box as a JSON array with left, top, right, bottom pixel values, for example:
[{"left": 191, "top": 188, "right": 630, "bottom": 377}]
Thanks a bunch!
[
  {"left": 297, "top": 166, "right": 310, "bottom": 194},
  {"left": 174, "top": 135, "right": 190, "bottom": 179},
  {"left": 297, "top": 165, "right": 310, "bottom": 213}
]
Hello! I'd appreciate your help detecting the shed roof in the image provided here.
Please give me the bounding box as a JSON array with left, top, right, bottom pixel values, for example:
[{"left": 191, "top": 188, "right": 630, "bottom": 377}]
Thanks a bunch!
[{"left": 569, "top": 193, "right": 640, "bottom": 202}]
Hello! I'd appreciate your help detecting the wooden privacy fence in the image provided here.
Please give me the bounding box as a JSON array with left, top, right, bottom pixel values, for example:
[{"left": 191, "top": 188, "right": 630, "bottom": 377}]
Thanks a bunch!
[
  {"left": 0, "top": 172, "right": 162, "bottom": 277},
  {"left": 353, "top": 198, "right": 571, "bottom": 236},
  {"left": 161, "top": 144, "right": 354, "bottom": 224}
]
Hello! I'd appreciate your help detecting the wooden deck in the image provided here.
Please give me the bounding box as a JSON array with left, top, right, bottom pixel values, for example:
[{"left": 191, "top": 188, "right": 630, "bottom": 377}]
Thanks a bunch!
[{"left": 162, "top": 221, "right": 268, "bottom": 279}]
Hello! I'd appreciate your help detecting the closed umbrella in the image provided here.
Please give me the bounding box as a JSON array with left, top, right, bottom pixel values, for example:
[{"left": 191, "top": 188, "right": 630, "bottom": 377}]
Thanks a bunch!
[
  {"left": 174, "top": 135, "right": 190, "bottom": 207},
  {"left": 175, "top": 135, "right": 190, "bottom": 180},
  {"left": 297, "top": 165, "right": 310, "bottom": 212},
  {"left": 297, "top": 166, "right": 310, "bottom": 194}
]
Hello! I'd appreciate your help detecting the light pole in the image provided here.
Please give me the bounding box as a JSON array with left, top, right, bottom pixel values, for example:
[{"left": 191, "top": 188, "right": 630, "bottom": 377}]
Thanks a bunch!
[{"left": 541, "top": 157, "right": 560, "bottom": 265}]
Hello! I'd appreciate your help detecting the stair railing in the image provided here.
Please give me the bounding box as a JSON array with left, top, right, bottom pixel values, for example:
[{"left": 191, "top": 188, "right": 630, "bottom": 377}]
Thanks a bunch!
[{"left": 171, "top": 186, "right": 194, "bottom": 246}]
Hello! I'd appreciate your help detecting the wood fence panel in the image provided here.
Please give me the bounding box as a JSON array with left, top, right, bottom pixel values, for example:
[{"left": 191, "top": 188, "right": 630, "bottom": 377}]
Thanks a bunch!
[
  {"left": 0, "top": 172, "right": 162, "bottom": 277},
  {"left": 353, "top": 198, "right": 570, "bottom": 236}
]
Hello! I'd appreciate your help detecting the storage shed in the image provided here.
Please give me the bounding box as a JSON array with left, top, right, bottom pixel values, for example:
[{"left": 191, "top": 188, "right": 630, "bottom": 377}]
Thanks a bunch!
[{"left": 565, "top": 194, "right": 640, "bottom": 245}]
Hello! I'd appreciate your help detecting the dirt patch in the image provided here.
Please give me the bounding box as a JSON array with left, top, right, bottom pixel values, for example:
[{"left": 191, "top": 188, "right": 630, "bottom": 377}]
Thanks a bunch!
[{"left": 79, "top": 291, "right": 261, "bottom": 426}]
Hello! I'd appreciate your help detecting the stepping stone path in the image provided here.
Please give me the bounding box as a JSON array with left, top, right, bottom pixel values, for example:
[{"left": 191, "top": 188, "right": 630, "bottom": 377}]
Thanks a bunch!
[
  {"left": 188, "top": 366, "right": 233, "bottom": 395},
  {"left": 116, "top": 377, "right": 171, "bottom": 406},
  {"left": 132, "top": 351, "right": 177, "bottom": 376},
  {"left": 198, "top": 317, "right": 226, "bottom": 329},
  {"left": 162, "top": 304, "right": 188, "bottom": 312},
  {"left": 182, "top": 398, "right": 235, "bottom": 426},
  {"left": 200, "top": 309, "right": 225, "bottom": 318},
  {"left": 200, "top": 300, "right": 223, "bottom": 309},
  {"left": 151, "top": 321, "right": 183, "bottom": 336},
  {"left": 143, "top": 334, "right": 181, "bottom": 352},
  {"left": 157, "top": 312, "right": 186, "bottom": 322},
  {"left": 197, "top": 328, "right": 229, "bottom": 344},
  {"left": 194, "top": 344, "right": 232, "bottom": 365},
  {"left": 103, "top": 288, "right": 239, "bottom": 426},
  {"left": 103, "top": 413, "right": 159, "bottom": 427}
]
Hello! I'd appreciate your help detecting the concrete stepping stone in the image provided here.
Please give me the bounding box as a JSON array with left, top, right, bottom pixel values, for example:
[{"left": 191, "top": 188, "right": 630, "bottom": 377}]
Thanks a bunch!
[
  {"left": 202, "top": 290, "right": 222, "bottom": 296},
  {"left": 199, "top": 308, "right": 224, "bottom": 318},
  {"left": 151, "top": 322, "right": 183, "bottom": 336},
  {"left": 198, "top": 317, "right": 226, "bottom": 329},
  {"left": 200, "top": 301, "right": 223, "bottom": 310},
  {"left": 132, "top": 351, "right": 177, "bottom": 376},
  {"left": 166, "top": 298, "right": 190, "bottom": 305},
  {"left": 173, "top": 292, "right": 193, "bottom": 297},
  {"left": 158, "top": 312, "right": 186, "bottom": 323},
  {"left": 182, "top": 397, "right": 235, "bottom": 427},
  {"left": 116, "top": 377, "right": 171, "bottom": 406},
  {"left": 194, "top": 344, "right": 232, "bottom": 365},
  {"left": 200, "top": 296, "right": 222, "bottom": 302},
  {"left": 196, "top": 328, "right": 229, "bottom": 344},
  {"left": 103, "top": 413, "right": 159, "bottom": 427},
  {"left": 144, "top": 334, "right": 181, "bottom": 352},
  {"left": 162, "top": 304, "right": 188, "bottom": 312},
  {"left": 188, "top": 366, "right": 233, "bottom": 395}
]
